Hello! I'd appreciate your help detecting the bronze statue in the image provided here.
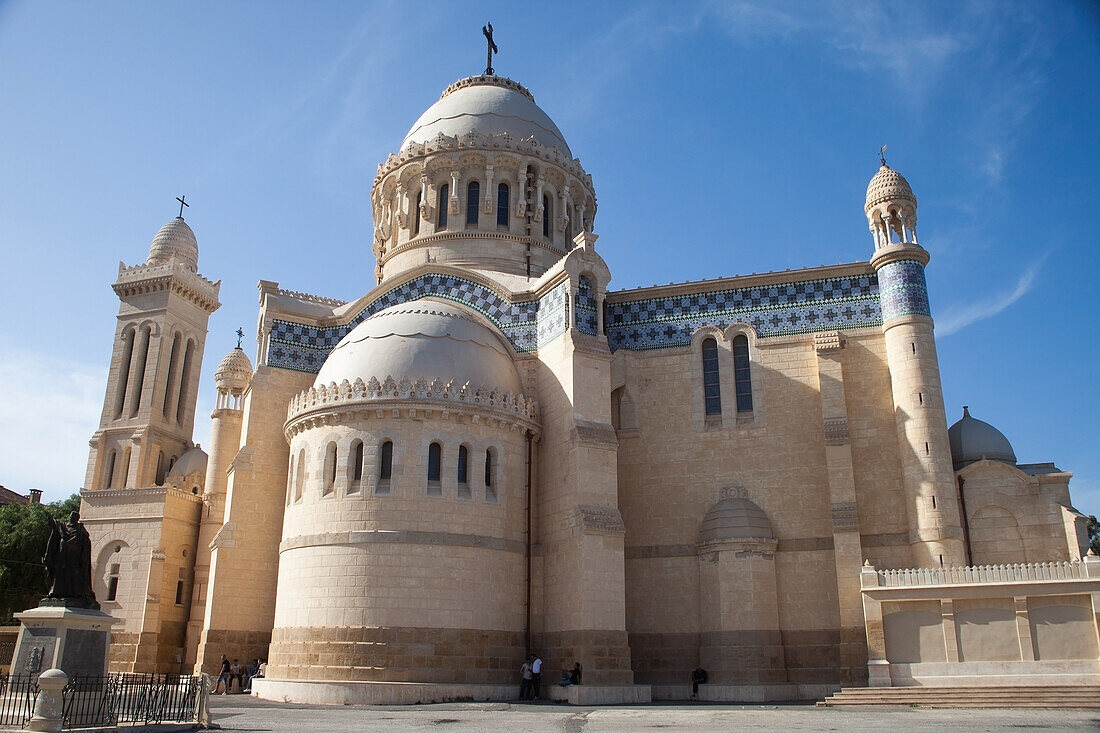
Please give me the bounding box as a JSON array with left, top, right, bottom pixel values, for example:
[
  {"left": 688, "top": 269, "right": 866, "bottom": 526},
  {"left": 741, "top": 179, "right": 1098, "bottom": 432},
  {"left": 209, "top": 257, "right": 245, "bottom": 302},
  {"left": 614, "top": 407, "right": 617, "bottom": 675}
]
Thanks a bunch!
[{"left": 42, "top": 511, "right": 99, "bottom": 609}]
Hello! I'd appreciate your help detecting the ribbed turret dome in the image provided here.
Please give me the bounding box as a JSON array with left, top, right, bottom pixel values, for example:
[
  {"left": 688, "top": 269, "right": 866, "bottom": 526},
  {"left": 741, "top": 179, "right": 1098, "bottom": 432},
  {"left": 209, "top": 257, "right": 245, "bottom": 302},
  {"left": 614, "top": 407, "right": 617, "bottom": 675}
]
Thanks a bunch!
[
  {"left": 315, "top": 299, "right": 522, "bottom": 394},
  {"left": 147, "top": 217, "right": 198, "bottom": 272},
  {"left": 401, "top": 75, "right": 571, "bottom": 157},
  {"left": 865, "top": 165, "right": 916, "bottom": 212},
  {"left": 698, "top": 498, "right": 774, "bottom": 543},
  {"left": 214, "top": 347, "right": 253, "bottom": 392},
  {"left": 948, "top": 406, "right": 1017, "bottom": 470}
]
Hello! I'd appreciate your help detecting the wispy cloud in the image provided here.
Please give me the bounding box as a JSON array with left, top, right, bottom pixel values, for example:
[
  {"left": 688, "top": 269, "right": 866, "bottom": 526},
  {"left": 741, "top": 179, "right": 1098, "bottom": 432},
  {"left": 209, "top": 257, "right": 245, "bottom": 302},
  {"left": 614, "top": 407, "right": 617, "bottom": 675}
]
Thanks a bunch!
[
  {"left": 0, "top": 346, "right": 106, "bottom": 502},
  {"left": 937, "top": 260, "right": 1041, "bottom": 336}
]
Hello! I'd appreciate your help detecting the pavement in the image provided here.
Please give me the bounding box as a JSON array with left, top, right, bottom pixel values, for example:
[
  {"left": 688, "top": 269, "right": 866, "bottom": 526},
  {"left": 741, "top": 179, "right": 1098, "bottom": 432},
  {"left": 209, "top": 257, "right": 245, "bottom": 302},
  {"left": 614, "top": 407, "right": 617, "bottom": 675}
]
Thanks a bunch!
[{"left": 206, "top": 694, "right": 1100, "bottom": 732}]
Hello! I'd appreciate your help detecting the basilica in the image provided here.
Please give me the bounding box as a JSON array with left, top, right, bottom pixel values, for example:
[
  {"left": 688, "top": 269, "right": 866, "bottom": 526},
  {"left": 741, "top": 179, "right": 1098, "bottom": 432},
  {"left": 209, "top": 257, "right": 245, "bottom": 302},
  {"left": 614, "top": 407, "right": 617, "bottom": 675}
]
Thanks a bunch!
[{"left": 76, "top": 66, "right": 1098, "bottom": 703}]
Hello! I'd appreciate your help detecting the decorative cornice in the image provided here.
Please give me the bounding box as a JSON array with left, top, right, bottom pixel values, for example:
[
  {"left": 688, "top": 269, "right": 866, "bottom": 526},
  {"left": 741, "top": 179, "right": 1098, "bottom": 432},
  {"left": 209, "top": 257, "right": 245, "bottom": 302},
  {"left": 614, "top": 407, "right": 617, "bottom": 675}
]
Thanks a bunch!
[
  {"left": 272, "top": 287, "right": 346, "bottom": 308},
  {"left": 814, "top": 331, "right": 844, "bottom": 353},
  {"left": 114, "top": 259, "right": 221, "bottom": 313},
  {"left": 439, "top": 75, "right": 534, "bottom": 102},
  {"left": 285, "top": 375, "right": 540, "bottom": 439}
]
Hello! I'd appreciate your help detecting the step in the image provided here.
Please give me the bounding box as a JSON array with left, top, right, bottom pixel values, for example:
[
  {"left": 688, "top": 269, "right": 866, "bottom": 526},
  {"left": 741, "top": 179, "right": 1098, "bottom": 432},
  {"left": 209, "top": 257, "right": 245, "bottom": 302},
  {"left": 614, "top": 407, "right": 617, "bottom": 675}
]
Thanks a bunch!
[{"left": 819, "top": 686, "right": 1100, "bottom": 709}]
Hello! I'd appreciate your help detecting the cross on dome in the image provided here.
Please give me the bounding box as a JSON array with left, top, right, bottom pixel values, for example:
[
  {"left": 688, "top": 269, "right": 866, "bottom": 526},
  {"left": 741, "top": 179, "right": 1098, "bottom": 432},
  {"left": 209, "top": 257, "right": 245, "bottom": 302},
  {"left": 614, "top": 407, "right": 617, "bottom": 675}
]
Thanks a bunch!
[{"left": 176, "top": 195, "right": 189, "bottom": 219}]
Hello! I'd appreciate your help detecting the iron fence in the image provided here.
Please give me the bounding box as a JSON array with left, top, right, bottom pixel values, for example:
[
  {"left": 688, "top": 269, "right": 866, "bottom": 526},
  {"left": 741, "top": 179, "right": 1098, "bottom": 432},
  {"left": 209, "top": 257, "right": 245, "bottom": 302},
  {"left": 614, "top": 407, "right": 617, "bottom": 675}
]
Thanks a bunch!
[{"left": 0, "top": 672, "right": 202, "bottom": 729}]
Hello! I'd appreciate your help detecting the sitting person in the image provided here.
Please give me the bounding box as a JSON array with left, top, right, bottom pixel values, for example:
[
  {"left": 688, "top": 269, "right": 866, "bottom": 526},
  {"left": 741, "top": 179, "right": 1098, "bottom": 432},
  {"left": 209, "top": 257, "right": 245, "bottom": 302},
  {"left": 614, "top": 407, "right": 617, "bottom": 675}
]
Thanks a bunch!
[
  {"left": 559, "top": 669, "right": 573, "bottom": 686},
  {"left": 691, "top": 667, "right": 708, "bottom": 699}
]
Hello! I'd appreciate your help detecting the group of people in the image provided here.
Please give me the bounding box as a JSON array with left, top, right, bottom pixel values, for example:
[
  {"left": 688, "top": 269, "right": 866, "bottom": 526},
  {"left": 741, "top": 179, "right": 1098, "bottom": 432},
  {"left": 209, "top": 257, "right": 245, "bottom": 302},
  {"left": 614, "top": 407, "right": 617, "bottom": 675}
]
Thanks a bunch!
[
  {"left": 214, "top": 655, "right": 267, "bottom": 694},
  {"left": 518, "top": 654, "right": 582, "bottom": 700}
]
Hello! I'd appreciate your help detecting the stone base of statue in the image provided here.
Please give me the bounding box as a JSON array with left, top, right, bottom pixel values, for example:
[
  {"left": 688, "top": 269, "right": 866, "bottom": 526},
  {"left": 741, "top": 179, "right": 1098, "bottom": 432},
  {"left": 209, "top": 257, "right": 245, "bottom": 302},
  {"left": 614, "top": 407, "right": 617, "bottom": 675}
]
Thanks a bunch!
[{"left": 12, "top": 605, "right": 115, "bottom": 681}]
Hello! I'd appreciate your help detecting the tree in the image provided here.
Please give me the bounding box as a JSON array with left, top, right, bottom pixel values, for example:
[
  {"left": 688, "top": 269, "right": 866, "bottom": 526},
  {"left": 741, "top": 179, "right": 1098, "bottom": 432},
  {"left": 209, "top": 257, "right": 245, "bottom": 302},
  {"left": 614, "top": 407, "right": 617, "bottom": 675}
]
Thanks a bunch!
[
  {"left": 0, "top": 493, "right": 81, "bottom": 623},
  {"left": 1088, "top": 515, "right": 1100, "bottom": 556}
]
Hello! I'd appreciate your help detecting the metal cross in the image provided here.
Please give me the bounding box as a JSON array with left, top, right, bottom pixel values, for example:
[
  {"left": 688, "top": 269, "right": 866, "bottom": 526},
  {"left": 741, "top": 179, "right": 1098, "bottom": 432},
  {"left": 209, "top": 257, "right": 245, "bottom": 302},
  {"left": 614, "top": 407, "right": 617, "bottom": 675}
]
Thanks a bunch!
[
  {"left": 879, "top": 145, "right": 888, "bottom": 167},
  {"left": 236, "top": 327, "right": 245, "bottom": 349},
  {"left": 482, "top": 23, "right": 498, "bottom": 75},
  {"left": 176, "top": 195, "right": 189, "bottom": 218}
]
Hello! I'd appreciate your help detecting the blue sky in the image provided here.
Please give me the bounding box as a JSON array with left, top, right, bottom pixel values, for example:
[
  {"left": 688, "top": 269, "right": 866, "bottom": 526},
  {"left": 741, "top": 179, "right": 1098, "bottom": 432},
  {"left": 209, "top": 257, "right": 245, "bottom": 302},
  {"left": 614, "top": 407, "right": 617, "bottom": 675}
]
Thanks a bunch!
[{"left": 1, "top": 1, "right": 1097, "bottom": 519}]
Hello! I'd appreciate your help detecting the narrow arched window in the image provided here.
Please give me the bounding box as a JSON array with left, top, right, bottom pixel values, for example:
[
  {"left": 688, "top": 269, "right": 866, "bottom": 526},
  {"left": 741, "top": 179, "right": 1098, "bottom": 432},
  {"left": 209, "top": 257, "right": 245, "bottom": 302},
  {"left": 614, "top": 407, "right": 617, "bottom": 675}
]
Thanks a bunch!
[
  {"left": 437, "top": 183, "right": 449, "bottom": 229},
  {"left": 542, "top": 194, "right": 551, "bottom": 238},
  {"left": 427, "top": 442, "right": 442, "bottom": 495},
  {"left": 353, "top": 441, "right": 364, "bottom": 481},
  {"left": 103, "top": 450, "right": 117, "bottom": 490},
  {"left": 733, "top": 335, "right": 753, "bottom": 413},
  {"left": 413, "top": 191, "right": 422, "bottom": 235},
  {"left": 484, "top": 448, "right": 496, "bottom": 501},
  {"left": 106, "top": 562, "right": 120, "bottom": 602},
  {"left": 702, "top": 337, "right": 721, "bottom": 416},
  {"left": 294, "top": 449, "right": 305, "bottom": 502},
  {"left": 457, "top": 445, "right": 469, "bottom": 498},
  {"left": 114, "top": 328, "right": 135, "bottom": 418},
  {"left": 466, "top": 181, "right": 480, "bottom": 226},
  {"left": 119, "top": 449, "right": 132, "bottom": 489},
  {"left": 286, "top": 453, "right": 296, "bottom": 506},
  {"left": 497, "top": 183, "right": 509, "bottom": 227},
  {"left": 155, "top": 451, "right": 166, "bottom": 486},
  {"left": 323, "top": 442, "right": 337, "bottom": 495},
  {"left": 380, "top": 441, "right": 393, "bottom": 480}
]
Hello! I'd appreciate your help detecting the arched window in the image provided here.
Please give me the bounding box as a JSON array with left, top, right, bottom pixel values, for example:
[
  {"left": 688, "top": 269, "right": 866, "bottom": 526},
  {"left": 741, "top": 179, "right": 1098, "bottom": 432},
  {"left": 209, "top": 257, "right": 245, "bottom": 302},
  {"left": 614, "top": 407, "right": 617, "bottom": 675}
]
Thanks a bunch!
[
  {"left": 542, "top": 194, "right": 551, "bottom": 238},
  {"left": 702, "top": 337, "right": 722, "bottom": 416},
  {"left": 106, "top": 561, "right": 120, "bottom": 602},
  {"left": 323, "top": 442, "right": 337, "bottom": 495},
  {"left": 103, "top": 450, "right": 117, "bottom": 490},
  {"left": 162, "top": 333, "right": 181, "bottom": 417},
  {"left": 497, "top": 183, "right": 509, "bottom": 227},
  {"left": 457, "top": 445, "right": 469, "bottom": 498},
  {"left": 427, "top": 442, "right": 442, "bottom": 495},
  {"left": 484, "top": 448, "right": 496, "bottom": 501},
  {"left": 294, "top": 449, "right": 305, "bottom": 502},
  {"left": 466, "top": 181, "right": 480, "bottom": 226},
  {"left": 348, "top": 439, "right": 364, "bottom": 493},
  {"left": 155, "top": 451, "right": 166, "bottom": 486},
  {"left": 119, "top": 448, "right": 132, "bottom": 489},
  {"left": 114, "top": 327, "right": 135, "bottom": 418},
  {"left": 413, "top": 191, "right": 422, "bottom": 235},
  {"left": 286, "top": 453, "right": 296, "bottom": 506},
  {"left": 733, "top": 335, "right": 753, "bottom": 413},
  {"left": 437, "top": 183, "right": 449, "bottom": 229},
  {"left": 377, "top": 440, "right": 393, "bottom": 496}
]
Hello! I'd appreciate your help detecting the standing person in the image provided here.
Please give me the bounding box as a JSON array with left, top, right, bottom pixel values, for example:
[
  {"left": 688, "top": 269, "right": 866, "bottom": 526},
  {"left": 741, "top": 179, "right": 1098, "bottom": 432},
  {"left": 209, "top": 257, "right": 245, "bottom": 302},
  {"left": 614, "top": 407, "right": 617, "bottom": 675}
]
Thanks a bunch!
[
  {"left": 519, "top": 655, "right": 533, "bottom": 700},
  {"left": 531, "top": 653, "right": 543, "bottom": 700},
  {"left": 569, "top": 662, "right": 582, "bottom": 685},
  {"left": 215, "top": 655, "right": 231, "bottom": 695}
]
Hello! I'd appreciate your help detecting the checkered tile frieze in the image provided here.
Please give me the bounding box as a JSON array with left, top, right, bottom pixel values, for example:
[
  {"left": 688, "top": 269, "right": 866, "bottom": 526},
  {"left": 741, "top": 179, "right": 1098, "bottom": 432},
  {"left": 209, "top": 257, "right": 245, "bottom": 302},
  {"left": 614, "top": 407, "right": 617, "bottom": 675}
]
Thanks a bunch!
[
  {"left": 575, "top": 275, "right": 598, "bottom": 336},
  {"left": 606, "top": 273, "right": 883, "bottom": 351},
  {"left": 266, "top": 273, "right": 569, "bottom": 373},
  {"left": 877, "top": 260, "right": 930, "bottom": 322}
]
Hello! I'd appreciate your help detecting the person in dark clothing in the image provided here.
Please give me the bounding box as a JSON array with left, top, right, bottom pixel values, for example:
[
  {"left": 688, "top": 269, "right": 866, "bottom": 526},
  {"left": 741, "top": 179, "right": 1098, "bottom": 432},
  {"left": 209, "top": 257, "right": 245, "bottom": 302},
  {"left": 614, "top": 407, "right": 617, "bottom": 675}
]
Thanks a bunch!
[
  {"left": 569, "top": 662, "right": 582, "bottom": 685},
  {"left": 691, "top": 667, "right": 708, "bottom": 699},
  {"left": 216, "top": 655, "right": 231, "bottom": 695}
]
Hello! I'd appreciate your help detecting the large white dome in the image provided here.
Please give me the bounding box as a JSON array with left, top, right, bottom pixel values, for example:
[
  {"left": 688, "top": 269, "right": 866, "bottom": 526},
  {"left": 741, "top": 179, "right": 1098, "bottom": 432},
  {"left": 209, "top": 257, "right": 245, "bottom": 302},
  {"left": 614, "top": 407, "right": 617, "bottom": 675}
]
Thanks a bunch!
[
  {"left": 400, "top": 75, "right": 571, "bottom": 157},
  {"left": 314, "top": 299, "right": 522, "bottom": 394}
]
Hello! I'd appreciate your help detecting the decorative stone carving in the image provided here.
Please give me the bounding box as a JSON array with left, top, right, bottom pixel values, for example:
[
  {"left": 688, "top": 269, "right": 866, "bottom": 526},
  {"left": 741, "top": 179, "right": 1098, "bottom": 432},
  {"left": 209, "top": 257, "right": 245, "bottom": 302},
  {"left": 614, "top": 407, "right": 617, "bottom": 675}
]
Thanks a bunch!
[
  {"left": 823, "top": 417, "right": 850, "bottom": 445},
  {"left": 831, "top": 502, "right": 858, "bottom": 530},
  {"left": 814, "top": 331, "right": 844, "bottom": 352},
  {"left": 573, "top": 505, "right": 626, "bottom": 536}
]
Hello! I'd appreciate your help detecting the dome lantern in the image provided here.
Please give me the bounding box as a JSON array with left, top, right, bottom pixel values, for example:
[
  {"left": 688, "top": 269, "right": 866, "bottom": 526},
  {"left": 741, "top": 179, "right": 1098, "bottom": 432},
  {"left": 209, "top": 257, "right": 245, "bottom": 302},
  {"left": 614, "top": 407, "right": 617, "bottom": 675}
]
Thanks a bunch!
[{"left": 864, "top": 152, "right": 918, "bottom": 251}]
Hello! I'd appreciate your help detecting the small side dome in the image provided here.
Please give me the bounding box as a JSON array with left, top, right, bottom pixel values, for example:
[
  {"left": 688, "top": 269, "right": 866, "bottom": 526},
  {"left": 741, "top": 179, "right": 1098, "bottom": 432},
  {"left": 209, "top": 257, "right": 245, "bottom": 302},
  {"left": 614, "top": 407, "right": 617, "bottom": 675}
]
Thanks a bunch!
[
  {"left": 147, "top": 217, "right": 198, "bottom": 272},
  {"left": 215, "top": 347, "right": 253, "bottom": 392},
  {"left": 865, "top": 165, "right": 916, "bottom": 212},
  {"left": 698, "top": 498, "right": 774, "bottom": 543},
  {"left": 948, "top": 406, "right": 1017, "bottom": 470},
  {"left": 166, "top": 445, "right": 208, "bottom": 486}
]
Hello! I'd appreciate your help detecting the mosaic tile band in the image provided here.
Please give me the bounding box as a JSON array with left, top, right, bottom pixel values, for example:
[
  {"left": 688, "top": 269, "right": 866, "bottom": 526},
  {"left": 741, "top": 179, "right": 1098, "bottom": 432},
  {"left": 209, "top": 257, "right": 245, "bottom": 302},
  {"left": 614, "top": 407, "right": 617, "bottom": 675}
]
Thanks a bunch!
[
  {"left": 605, "top": 273, "right": 884, "bottom": 351},
  {"left": 575, "top": 275, "right": 598, "bottom": 336},
  {"left": 877, "top": 260, "right": 931, "bottom": 322}
]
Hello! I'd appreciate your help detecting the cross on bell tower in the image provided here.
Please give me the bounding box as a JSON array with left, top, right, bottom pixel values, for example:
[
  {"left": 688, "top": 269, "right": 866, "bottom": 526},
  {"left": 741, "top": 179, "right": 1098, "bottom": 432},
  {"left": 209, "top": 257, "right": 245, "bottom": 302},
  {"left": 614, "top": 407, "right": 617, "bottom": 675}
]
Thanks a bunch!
[{"left": 482, "top": 23, "right": 498, "bottom": 75}]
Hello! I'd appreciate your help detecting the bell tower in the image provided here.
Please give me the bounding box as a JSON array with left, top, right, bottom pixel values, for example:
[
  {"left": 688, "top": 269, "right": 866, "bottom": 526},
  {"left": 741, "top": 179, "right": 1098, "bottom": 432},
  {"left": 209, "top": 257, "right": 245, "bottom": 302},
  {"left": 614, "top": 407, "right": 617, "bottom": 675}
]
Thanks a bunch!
[
  {"left": 84, "top": 207, "right": 221, "bottom": 493},
  {"left": 866, "top": 160, "right": 966, "bottom": 567}
]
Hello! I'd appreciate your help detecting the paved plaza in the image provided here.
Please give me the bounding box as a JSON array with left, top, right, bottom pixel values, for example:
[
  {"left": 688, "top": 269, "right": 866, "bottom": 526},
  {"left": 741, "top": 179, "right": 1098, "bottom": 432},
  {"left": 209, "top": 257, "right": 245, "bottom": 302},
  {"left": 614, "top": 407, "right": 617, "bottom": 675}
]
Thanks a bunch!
[{"left": 207, "top": 695, "right": 1100, "bottom": 732}]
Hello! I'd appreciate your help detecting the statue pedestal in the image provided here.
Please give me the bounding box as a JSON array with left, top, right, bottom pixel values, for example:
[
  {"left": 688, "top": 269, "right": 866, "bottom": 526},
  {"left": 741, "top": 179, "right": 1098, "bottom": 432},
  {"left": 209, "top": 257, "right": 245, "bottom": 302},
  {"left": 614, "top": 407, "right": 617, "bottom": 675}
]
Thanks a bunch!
[{"left": 12, "top": 606, "right": 116, "bottom": 680}]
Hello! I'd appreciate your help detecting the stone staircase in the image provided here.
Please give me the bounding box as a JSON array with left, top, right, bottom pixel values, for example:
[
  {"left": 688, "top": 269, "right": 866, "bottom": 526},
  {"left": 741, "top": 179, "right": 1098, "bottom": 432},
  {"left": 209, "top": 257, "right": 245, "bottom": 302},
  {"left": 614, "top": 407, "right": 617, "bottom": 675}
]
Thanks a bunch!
[{"left": 818, "top": 686, "right": 1100, "bottom": 709}]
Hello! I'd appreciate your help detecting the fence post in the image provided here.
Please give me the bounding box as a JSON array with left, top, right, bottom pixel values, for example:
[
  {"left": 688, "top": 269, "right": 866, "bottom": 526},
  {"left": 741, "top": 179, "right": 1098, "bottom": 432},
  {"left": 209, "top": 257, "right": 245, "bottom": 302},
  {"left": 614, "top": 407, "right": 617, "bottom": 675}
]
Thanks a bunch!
[{"left": 27, "top": 669, "right": 66, "bottom": 733}]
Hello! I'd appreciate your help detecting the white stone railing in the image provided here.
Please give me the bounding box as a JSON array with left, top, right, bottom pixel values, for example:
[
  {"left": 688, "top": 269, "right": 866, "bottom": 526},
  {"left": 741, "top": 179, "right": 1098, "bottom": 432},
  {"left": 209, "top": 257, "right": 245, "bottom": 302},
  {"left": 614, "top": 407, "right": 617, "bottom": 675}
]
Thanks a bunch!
[
  {"left": 286, "top": 375, "right": 539, "bottom": 425},
  {"left": 862, "top": 556, "right": 1100, "bottom": 588}
]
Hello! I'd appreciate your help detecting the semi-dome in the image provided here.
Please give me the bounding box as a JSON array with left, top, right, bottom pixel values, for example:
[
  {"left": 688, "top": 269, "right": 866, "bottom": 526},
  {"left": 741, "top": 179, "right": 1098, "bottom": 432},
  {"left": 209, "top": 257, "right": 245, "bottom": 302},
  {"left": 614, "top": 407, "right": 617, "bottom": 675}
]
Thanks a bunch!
[
  {"left": 166, "top": 445, "right": 208, "bottom": 484},
  {"left": 698, "top": 498, "right": 774, "bottom": 543},
  {"left": 401, "top": 75, "right": 571, "bottom": 157},
  {"left": 147, "top": 217, "right": 199, "bottom": 272},
  {"left": 865, "top": 165, "right": 916, "bottom": 212},
  {"left": 948, "top": 406, "right": 1017, "bottom": 470},
  {"left": 315, "top": 299, "right": 522, "bottom": 394},
  {"left": 214, "top": 347, "right": 253, "bottom": 392}
]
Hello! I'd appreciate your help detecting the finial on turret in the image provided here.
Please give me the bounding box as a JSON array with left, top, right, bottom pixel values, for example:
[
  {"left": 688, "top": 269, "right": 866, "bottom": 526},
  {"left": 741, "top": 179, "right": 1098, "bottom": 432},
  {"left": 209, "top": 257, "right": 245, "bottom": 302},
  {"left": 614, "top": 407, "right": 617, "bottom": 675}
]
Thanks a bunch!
[
  {"left": 482, "top": 23, "right": 498, "bottom": 75},
  {"left": 963, "top": 405, "right": 970, "bottom": 418},
  {"left": 235, "top": 327, "right": 244, "bottom": 349},
  {"left": 879, "top": 145, "right": 888, "bottom": 167},
  {"left": 176, "top": 195, "right": 189, "bottom": 219}
]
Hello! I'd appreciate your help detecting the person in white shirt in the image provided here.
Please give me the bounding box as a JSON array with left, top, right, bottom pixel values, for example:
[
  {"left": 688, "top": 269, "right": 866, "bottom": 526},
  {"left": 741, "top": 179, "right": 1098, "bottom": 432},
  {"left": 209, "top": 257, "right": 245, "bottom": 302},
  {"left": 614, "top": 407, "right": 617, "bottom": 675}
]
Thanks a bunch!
[{"left": 531, "top": 654, "right": 543, "bottom": 699}]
